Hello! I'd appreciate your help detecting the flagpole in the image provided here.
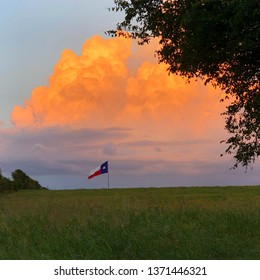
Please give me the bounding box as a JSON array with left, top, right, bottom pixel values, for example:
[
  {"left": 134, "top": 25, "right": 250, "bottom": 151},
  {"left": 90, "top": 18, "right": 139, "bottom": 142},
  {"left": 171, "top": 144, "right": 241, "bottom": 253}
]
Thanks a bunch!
[{"left": 107, "top": 170, "right": 110, "bottom": 189}]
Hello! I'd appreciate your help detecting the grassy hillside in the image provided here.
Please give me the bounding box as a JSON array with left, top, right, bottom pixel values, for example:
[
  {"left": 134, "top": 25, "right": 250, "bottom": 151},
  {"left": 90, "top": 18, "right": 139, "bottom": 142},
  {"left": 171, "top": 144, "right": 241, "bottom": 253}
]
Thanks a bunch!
[{"left": 0, "top": 186, "right": 259, "bottom": 259}]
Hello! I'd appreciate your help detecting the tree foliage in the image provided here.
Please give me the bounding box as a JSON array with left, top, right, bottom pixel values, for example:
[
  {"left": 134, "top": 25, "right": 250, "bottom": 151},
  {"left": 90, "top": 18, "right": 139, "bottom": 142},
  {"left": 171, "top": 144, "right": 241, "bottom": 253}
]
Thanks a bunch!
[
  {"left": 0, "top": 174, "right": 15, "bottom": 193},
  {"left": 0, "top": 169, "right": 45, "bottom": 193},
  {"left": 11, "top": 169, "right": 43, "bottom": 190},
  {"left": 108, "top": 0, "right": 260, "bottom": 168}
]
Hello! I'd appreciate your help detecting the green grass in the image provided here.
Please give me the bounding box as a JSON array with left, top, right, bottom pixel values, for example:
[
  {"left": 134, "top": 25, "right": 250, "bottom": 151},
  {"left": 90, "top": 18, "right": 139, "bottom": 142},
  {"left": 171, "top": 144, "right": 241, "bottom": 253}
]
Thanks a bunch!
[{"left": 0, "top": 186, "right": 259, "bottom": 259}]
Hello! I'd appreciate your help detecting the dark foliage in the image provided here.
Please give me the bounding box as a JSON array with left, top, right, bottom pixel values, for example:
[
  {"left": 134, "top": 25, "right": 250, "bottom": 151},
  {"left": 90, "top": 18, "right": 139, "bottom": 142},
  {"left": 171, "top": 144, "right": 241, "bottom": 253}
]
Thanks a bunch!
[
  {"left": 0, "top": 174, "right": 15, "bottom": 193},
  {"left": 0, "top": 169, "right": 46, "bottom": 193},
  {"left": 11, "top": 169, "right": 44, "bottom": 190}
]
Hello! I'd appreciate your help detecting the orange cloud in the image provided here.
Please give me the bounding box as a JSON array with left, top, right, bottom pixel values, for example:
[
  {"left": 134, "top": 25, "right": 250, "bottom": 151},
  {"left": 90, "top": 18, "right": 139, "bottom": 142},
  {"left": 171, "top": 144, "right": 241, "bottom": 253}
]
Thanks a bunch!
[
  {"left": 12, "top": 35, "right": 131, "bottom": 127},
  {"left": 11, "top": 35, "right": 227, "bottom": 163},
  {"left": 12, "top": 35, "right": 225, "bottom": 125}
]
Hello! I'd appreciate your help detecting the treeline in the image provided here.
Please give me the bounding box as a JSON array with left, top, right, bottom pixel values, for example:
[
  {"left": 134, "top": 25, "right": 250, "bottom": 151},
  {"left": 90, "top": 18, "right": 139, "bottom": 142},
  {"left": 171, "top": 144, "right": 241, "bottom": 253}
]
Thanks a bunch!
[{"left": 0, "top": 169, "right": 47, "bottom": 193}]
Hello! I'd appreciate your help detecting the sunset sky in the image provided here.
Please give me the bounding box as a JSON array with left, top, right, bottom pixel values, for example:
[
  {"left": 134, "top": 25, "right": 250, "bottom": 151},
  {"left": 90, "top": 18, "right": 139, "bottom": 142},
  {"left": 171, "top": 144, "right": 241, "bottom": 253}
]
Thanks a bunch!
[{"left": 1, "top": 0, "right": 259, "bottom": 189}]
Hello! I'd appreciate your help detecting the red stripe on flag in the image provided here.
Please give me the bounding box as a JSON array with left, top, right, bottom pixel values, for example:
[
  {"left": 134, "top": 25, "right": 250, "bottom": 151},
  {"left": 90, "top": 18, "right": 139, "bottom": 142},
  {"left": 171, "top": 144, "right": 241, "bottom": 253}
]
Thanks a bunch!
[{"left": 88, "top": 169, "right": 101, "bottom": 179}]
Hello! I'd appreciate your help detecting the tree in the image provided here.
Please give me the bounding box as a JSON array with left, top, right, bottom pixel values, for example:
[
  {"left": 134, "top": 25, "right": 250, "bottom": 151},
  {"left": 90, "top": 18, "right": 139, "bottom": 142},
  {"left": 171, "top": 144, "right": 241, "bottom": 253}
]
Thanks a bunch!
[
  {"left": 11, "top": 169, "right": 43, "bottom": 190},
  {"left": 0, "top": 174, "right": 15, "bottom": 193},
  {"left": 108, "top": 0, "right": 260, "bottom": 168}
]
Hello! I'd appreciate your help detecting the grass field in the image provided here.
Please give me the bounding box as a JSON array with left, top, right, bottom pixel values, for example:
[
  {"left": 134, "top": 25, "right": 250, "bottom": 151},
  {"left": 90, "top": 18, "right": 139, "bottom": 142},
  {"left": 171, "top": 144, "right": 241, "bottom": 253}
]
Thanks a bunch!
[{"left": 0, "top": 186, "right": 259, "bottom": 259}]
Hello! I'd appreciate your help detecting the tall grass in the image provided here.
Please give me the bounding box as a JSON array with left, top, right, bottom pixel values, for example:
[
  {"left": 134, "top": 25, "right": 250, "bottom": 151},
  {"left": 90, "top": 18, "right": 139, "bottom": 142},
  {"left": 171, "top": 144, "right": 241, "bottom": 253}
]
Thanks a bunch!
[{"left": 0, "top": 186, "right": 259, "bottom": 259}]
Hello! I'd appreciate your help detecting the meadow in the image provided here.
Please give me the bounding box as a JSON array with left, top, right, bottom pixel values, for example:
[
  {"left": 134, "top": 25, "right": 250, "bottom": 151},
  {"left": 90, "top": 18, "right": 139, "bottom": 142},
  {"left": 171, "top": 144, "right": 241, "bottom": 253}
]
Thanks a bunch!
[{"left": 0, "top": 186, "right": 259, "bottom": 260}]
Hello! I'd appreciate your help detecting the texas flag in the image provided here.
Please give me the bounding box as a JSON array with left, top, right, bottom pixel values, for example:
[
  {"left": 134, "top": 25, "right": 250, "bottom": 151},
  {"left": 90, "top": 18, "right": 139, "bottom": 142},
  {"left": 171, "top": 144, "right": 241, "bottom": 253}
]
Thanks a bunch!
[{"left": 88, "top": 161, "right": 108, "bottom": 179}]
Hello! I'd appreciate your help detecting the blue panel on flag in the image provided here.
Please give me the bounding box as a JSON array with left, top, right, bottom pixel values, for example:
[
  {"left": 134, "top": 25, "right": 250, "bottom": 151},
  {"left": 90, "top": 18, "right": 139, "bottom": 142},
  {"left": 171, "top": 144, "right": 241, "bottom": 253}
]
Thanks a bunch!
[{"left": 100, "top": 161, "right": 108, "bottom": 174}]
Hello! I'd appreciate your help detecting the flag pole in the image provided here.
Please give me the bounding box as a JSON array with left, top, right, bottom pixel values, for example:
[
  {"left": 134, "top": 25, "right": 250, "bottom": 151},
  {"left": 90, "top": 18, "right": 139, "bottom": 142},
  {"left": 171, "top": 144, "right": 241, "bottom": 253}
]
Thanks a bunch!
[
  {"left": 107, "top": 170, "right": 110, "bottom": 189},
  {"left": 107, "top": 160, "right": 110, "bottom": 189}
]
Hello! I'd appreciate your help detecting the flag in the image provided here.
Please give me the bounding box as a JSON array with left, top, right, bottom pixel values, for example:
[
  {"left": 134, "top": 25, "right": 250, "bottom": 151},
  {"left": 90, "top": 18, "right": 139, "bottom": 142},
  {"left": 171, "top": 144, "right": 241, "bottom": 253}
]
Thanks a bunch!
[{"left": 88, "top": 161, "right": 108, "bottom": 179}]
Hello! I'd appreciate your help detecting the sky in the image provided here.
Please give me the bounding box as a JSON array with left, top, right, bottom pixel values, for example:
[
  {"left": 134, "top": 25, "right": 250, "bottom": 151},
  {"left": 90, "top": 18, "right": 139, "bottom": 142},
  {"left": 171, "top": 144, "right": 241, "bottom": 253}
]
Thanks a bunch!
[{"left": 1, "top": 0, "right": 259, "bottom": 189}]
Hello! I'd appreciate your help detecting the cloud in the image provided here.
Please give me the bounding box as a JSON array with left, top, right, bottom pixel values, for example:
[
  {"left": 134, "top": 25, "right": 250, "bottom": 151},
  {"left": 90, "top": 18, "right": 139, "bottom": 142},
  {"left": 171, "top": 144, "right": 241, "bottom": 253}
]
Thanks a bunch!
[
  {"left": 1, "top": 124, "right": 259, "bottom": 188},
  {"left": 11, "top": 35, "right": 225, "bottom": 131},
  {"left": 2, "top": 35, "right": 259, "bottom": 188},
  {"left": 103, "top": 142, "right": 117, "bottom": 156},
  {"left": 11, "top": 35, "right": 131, "bottom": 127}
]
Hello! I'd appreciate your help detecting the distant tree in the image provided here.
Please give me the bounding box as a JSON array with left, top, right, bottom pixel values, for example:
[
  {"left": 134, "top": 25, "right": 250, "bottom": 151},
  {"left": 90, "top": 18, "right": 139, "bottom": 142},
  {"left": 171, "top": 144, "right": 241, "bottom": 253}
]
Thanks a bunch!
[
  {"left": 11, "top": 169, "right": 44, "bottom": 190},
  {"left": 108, "top": 0, "right": 260, "bottom": 168},
  {"left": 11, "top": 169, "right": 27, "bottom": 190},
  {"left": 0, "top": 175, "right": 15, "bottom": 193}
]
